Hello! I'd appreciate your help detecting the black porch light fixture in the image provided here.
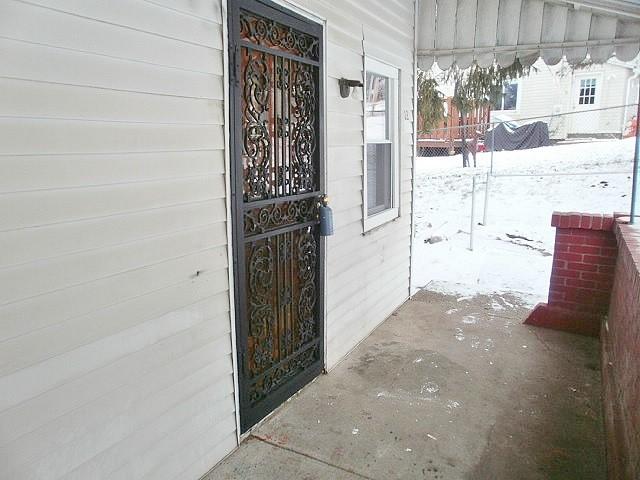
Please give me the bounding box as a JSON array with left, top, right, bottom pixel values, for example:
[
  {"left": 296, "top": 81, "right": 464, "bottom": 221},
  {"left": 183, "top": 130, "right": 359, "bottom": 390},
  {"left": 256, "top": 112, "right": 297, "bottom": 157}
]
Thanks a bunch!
[{"left": 338, "top": 78, "right": 363, "bottom": 98}]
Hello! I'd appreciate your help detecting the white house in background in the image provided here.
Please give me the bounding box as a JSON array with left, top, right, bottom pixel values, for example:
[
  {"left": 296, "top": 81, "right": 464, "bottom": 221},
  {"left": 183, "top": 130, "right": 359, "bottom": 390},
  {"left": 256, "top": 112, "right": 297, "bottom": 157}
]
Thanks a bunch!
[
  {"left": 2, "top": 0, "right": 640, "bottom": 479},
  {"left": 491, "top": 57, "right": 640, "bottom": 139}
]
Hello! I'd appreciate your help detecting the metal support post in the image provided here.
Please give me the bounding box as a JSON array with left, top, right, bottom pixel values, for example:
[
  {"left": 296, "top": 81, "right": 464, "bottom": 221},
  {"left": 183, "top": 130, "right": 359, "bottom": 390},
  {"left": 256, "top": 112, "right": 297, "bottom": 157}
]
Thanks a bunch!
[
  {"left": 470, "top": 175, "right": 477, "bottom": 251},
  {"left": 482, "top": 171, "right": 490, "bottom": 226},
  {"left": 490, "top": 123, "right": 496, "bottom": 175}
]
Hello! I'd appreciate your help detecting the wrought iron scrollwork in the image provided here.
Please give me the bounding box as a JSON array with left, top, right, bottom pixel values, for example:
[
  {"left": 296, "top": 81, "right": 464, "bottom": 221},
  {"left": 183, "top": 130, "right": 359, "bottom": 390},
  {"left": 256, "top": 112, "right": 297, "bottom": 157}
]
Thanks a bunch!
[
  {"left": 240, "top": 11, "right": 319, "bottom": 61},
  {"left": 248, "top": 243, "right": 275, "bottom": 373},
  {"left": 243, "top": 50, "right": 272, "bottom": 202},
  {"left": 296, "top": 230, "right": 317, "bottom": 347},
  {"left": 244, "top": 198, "right": 318, "bottom": 236},
  {"left": 248, "top": 344, "right": 319, "bottom": 404},
  {"left": 245, "top": 227, "right": 319, "bottom": 403},
  {"left": 240, "top": 19, "right": 318, "bottom": 201},
  {"left": 291, "top": 64, "right": 317, "bottom": 194}
]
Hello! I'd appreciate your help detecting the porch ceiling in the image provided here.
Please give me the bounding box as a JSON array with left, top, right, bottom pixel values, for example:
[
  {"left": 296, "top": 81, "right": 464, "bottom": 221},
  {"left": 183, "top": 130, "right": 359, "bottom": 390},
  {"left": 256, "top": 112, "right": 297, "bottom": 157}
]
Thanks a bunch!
[{"left": 417, "top": 0, "right": 640, "bottom": 70}]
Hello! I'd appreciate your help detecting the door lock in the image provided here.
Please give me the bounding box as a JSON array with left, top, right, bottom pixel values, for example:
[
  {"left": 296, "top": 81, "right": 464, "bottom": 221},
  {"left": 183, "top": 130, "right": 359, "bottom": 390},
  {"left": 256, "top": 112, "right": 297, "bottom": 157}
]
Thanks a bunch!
[{"left": 319, "top": 195, "right": 334, "bottom": 236}]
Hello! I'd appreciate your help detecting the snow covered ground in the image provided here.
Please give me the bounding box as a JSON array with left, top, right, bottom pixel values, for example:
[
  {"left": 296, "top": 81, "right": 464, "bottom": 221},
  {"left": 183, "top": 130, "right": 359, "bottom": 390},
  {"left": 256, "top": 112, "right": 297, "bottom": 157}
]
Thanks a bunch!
[{"left": 411, "top": 138, "right": 635, "bottom": 305}]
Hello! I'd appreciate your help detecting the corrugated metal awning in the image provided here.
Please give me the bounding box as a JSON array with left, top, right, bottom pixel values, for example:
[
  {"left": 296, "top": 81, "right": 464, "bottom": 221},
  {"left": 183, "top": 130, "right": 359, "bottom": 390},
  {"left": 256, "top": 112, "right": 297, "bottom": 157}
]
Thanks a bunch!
[{"left": 417, "top": 0, "right": 640, "bottom": 70}]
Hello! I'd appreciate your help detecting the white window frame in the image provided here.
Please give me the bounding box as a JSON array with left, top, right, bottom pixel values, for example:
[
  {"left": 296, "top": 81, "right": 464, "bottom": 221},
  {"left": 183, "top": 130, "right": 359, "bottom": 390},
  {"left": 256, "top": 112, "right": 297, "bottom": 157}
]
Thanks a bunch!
[
  {"left": 493, "top": 79, "right": 521, "bottom": 112},
  {"left": 577, "top": 77, "right": 598, "bottom": 106},
  {"left": 363, "top": 56, "right": 400, "bottom": 232}
]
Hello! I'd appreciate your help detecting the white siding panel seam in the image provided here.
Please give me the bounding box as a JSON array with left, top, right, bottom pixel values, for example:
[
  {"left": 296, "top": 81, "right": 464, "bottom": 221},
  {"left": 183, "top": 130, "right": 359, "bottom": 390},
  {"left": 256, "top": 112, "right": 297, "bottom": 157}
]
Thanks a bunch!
[
  {"left": 0, "top": 243, "right": 227, "bottom": 308},
  {"left": 5, "top": 376, "right": 233, "bottom": 479},
  {"left": 170, "top": 430, "right": 237, "bottom": 480},
  {"left": 2, "top": 288, "right": 229, "bottom": 376},
  {"left": 0, "top": 220, "right": 226, "bottom": 270},
  {"left": 14, "top": 0, "right": 223, "bottom": 49},
  {"left": 0, "top": 293, "right": 231, "bottom": 414},
  {"left": 328, "top": 282, "right": 409, "bottom": 339},
  {"left": 328, "top": 288, "right": 410, "bottom": 370},
  {"left": 0, "top": 75, "right": 224, "bottom": 101},
  {"left": 327, "top": 264, "right": 411, "bottom": 319},
  {"left": 0, "top": 147, "right": 223, "bottom": 157},
  {"left": 0, "top": 314, "right": 230, "bottom": 446},
  {"left": 0, "top": 262, "right": 226, "bottom": 348},
  {"left": 0, "top": 114, "right": 225, "bottom": 126},
  {"left": 0, "top": 33, "right": 223, "bottom": 75},
  {"left": 159, "top": 421, "right": 237, "bottom": 480},
  {"left": 0, "top": 171, "right": 224, "bottom": 196},
  {"left": 114, "top": 399, "right": 236, "bottom": 480},
  {"left": 0, "top": 194, "right": 226, "bottom": 234},
  {"left": 0, "top": 146, "right": 225, "bottom": 158},
  {"left": 140, "top": 0, "right": 223, "bottom": 24},
  {"left": 3, "top": 351, "right": 233, "bottom": 466}
]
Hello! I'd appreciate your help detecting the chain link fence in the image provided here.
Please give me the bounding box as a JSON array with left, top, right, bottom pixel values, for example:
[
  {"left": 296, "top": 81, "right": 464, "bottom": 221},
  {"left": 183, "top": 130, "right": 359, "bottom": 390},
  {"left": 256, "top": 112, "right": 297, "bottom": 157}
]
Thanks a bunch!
[{"left": 417, "top": 103, "right": 638, "bottom": 162}]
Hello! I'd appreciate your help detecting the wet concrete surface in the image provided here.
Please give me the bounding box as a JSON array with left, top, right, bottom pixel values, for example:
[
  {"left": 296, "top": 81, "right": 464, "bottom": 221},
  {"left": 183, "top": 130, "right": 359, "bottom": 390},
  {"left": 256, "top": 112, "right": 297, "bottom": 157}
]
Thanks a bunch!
[{"left": 207, "top": 291, "right": 605, "bottom": 480}]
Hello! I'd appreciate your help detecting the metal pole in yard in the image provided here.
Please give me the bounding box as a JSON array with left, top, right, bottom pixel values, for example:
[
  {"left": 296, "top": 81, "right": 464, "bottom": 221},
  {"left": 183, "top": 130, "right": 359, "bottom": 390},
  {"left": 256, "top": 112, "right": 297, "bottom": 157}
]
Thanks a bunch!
[
  {"left": 490, "top": 122, "right": 496, "bottom": 175},
  {"left": 470, "top": 175, "right": 477, "bottom": 251},
  {"left": 482, "top": 171, "right": 490, "bottom": 225},
  {"left": 631, "top": 89, "right": 640, "bottom": 225},
  {"left": 483, "top": 120, "right": 496, "bottom": 227}
]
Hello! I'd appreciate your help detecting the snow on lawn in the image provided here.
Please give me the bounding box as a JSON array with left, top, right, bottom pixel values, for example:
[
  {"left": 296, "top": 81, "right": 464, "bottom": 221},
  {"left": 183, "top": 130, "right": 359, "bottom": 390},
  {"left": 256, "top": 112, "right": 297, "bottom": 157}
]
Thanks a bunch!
[{"left": 411, "top": 138, "right": 635, "bottom": 305}]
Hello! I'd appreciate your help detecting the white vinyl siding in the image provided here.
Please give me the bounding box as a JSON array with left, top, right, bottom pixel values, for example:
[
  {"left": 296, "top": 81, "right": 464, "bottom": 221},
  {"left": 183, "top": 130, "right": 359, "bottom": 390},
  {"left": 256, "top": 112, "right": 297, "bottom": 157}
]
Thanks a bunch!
[
  {"left": 0, "top": 1, "right": 236, "bottom": 480},
  {"left": 286, "top": 0, "right": 416, "bottom": 368}
]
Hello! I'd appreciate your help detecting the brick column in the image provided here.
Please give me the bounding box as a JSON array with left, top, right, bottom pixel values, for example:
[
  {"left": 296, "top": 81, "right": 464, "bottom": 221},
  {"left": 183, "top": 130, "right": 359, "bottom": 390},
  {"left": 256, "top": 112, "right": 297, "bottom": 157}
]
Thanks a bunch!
[{"left": 524, "top": 212, "right": 617, "bottom": 336}]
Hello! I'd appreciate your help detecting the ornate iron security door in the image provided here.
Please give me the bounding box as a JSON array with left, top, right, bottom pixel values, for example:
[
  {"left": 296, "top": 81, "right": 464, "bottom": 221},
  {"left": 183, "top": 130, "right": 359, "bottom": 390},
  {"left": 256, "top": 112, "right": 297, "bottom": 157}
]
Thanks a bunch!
[{"left": 228, "top": 0, "right": 324, "bottom": 432}]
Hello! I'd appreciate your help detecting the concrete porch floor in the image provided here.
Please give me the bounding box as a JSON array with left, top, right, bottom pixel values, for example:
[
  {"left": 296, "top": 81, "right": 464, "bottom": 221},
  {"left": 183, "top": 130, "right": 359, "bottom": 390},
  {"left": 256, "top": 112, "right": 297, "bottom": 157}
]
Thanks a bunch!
[{"left": 207, "top": 291, "right": 605, "bottom": 480}]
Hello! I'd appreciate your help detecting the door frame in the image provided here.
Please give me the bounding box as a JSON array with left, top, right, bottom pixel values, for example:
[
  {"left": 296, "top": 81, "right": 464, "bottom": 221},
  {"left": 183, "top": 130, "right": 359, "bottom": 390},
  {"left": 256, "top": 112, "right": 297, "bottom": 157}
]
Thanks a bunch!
[{"left": 223, "top": 0, "right": 328, "bottom": 440}]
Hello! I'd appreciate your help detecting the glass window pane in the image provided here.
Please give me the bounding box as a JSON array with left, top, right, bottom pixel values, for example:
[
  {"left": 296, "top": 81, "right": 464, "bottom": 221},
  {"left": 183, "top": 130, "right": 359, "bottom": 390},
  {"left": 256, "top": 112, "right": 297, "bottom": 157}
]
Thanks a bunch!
[
  {"left": 503, "top": 83, "right": 518, "bottom": 110},
  {"left": 366, "top": 72, "right": 389, "bottom": 140},
  {"left": 579, "top": 78, "right": 596, "bottom": 105},
  {"left": 367, "top": 143, "right": 392, "bottom": 215}
]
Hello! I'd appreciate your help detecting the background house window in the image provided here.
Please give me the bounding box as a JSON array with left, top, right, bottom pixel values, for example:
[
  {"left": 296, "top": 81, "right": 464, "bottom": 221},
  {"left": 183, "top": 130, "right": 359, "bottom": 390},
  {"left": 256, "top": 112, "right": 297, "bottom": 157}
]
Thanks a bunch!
[
  {"left": 364, "top": 58, "right": 400, "bottom": 230},
  {"left": 491, "top": 81, "right": 519, "bottom": 111},
  {"left": 578, "top": 78, "right": 596, "bottom": 105}
]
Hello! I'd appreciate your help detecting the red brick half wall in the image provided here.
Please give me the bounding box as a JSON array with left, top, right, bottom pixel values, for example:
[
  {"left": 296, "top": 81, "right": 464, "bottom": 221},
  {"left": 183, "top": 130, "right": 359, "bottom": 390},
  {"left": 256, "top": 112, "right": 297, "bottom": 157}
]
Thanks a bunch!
[
  {"left": 602, "top": 222, "right": 640, "bottom": 479},
  {"left": 525, "top": 212, "right": 617, "bottom": 337}
]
